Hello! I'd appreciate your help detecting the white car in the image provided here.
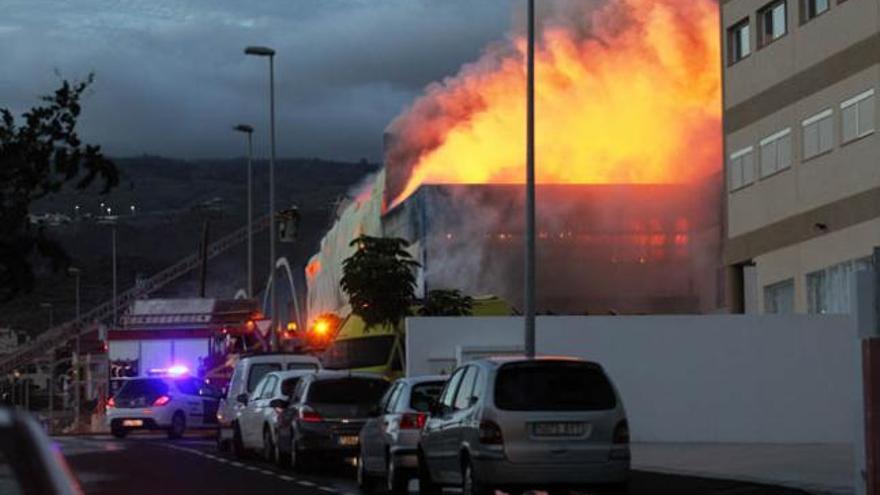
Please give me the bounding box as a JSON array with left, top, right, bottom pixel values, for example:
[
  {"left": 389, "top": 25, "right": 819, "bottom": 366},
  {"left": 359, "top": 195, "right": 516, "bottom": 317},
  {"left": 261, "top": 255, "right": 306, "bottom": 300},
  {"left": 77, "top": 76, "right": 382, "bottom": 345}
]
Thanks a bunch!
[
  {"left": 216, "top": 353, "right": 322, "bottom": 454},
  {"left": 237, "top": 370, "right": 313, "bottom": 463},
  {"left": 106, "top": 375, "right": 221, "bottom": 439}
]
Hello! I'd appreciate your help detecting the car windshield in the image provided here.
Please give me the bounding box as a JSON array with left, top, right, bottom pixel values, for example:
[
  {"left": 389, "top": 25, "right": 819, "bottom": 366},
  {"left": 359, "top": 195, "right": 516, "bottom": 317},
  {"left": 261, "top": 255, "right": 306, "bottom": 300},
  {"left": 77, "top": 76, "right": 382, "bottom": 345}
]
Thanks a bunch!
[
  {"left": 115, "top": 379, "right": 169, "bottom": 401},
  {"left": 247, "top": 363, "right": 282, "bottom": 393},
  {"left": 494, "top": 361, "right": 617, "bottom": 411},
  {"left": 306, "top": 377, "right": 389, "bottom": 418},
  {"left": 320, "top": 336, "right": 395, "bottom": 370},
  {"left": 410, "top": 381, "right": 445, "bottom": 412}
]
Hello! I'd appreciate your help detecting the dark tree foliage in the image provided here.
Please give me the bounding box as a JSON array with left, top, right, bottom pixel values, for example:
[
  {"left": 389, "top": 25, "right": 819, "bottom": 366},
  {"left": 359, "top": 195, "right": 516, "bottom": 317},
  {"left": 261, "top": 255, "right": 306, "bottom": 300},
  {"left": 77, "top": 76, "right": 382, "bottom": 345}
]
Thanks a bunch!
[
  {"left": 0, "top": 75, "right": 118, "bottom": 301},
  {"left": 419, "top": 289, "right": 474, "bottom": 317},
  {"left": 340, "top": 235, "right": 420, "bottom": 331}
]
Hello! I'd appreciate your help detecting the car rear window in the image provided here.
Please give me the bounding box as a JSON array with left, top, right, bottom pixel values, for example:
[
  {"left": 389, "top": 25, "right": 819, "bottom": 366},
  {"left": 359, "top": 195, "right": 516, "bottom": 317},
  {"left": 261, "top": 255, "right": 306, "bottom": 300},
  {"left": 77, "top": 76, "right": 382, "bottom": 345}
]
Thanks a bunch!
[
  {"left": 116, "top": 379, "right": 169, "bottom": 400},
  {"left": 287, "top": 362, "right": 319, "bottom": 371},
  {"left": 494, "top": 361, "right": 617, "bottom": 411},
  {"left": 281, "top": 377, "right": 302, "bottom": 397},
  {"left": 308, "top": 378, "right": 389, "bottom": 405},
  {"left": 410, "top": 382, "right": 445, "bottom": 412},
  {"left": 247, "top": 363, "right": 282, "bottom": 393}
]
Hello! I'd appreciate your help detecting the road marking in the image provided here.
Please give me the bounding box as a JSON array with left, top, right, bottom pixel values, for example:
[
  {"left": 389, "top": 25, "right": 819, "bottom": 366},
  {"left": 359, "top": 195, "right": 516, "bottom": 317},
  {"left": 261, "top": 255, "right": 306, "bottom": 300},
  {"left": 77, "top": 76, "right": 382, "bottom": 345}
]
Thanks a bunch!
[
  {"left": 231, "top": 461, "right": 244, "bottom": 468},
  {"left": 298, "top": 480, "right": 317, "bottom": 487},
  {"left": 279, "top": 475, "right": 296, "bottom": 482},
  {"left": 318, "top": 486, "right": 337, "bottom": 493},
  {"left": 260, "top": 469, "right": 274, "bottom": 475}
]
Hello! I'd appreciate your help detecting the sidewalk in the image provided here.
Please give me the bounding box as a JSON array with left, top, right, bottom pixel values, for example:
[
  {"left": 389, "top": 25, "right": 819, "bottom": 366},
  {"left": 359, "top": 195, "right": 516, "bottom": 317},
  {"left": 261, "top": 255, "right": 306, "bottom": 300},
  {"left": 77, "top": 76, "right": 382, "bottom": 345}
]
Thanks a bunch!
[{"left": 632, "top": 443, "right": 854, "bottom": 495}]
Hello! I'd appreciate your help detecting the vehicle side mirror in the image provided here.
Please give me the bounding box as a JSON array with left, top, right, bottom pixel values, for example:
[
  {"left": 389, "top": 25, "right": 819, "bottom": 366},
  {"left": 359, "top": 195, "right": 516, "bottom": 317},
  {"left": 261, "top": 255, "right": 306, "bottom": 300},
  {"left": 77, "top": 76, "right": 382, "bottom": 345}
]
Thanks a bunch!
[
  {"left": 469, "top": 396, "right": 479, "bottom": 407},
  {"left": 269, "top": 398, "right": 289, "bottom": 410},
  {"left": 236, "top": 393, "right": 249, "bottom": 405}
]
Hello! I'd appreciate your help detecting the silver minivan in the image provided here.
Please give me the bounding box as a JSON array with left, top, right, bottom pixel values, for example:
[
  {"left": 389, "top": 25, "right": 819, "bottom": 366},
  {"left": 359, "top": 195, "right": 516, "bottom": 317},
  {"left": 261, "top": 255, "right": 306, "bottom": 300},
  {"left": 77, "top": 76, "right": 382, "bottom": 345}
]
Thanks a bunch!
[
  {"left": 358, "top": 375, "right": 447, "bottom": 495},
  {"left": 418, "top": 357, "right": 630, "bottom": 495}
]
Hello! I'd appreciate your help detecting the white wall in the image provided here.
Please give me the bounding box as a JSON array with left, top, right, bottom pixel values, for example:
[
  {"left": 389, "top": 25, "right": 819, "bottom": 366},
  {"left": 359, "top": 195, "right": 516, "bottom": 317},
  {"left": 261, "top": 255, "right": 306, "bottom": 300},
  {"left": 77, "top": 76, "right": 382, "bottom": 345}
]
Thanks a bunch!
[{"left": 406, "top": 315, "right": 856, "bottom": 444}]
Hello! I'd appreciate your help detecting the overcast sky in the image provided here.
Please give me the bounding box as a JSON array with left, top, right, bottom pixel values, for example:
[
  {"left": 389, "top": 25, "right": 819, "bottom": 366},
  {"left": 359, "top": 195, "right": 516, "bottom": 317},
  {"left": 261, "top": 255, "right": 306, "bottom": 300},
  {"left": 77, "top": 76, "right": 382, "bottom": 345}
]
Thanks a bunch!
[{"left": 0, "top": 0, "right": 513, "bottom": 161}]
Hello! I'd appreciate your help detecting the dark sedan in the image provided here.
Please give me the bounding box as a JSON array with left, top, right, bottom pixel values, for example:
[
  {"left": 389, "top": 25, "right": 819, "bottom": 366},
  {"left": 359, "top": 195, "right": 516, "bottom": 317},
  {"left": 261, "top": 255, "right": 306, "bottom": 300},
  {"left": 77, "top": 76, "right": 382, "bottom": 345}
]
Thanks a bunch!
[{"left": 275, "top": 371, "right": 389, "bottom": 471}]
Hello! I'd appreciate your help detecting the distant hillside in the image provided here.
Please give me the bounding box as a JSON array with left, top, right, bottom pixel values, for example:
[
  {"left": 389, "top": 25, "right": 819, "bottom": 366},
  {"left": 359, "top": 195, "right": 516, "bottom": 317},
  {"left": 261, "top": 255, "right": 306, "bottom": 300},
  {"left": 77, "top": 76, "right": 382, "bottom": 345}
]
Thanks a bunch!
[{"left": 1, "top": 156, "right": 378, "bottom": 336}]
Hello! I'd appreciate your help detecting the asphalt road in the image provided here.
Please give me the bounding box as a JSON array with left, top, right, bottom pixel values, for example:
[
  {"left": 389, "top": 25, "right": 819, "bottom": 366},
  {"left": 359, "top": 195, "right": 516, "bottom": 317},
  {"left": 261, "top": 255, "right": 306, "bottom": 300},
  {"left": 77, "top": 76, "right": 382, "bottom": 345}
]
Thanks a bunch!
[{"left": 56, "top": 434, "right": 810, "bottom": 495}]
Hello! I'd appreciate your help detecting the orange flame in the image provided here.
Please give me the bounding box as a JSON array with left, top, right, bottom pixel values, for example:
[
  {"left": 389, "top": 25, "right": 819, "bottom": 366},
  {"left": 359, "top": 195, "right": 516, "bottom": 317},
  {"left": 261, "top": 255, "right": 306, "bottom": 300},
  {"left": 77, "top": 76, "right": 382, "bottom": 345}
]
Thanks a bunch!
[
  {"left": 386, "top": 0, "right": 721, "bottom": 208},
  {"left": 305, "top": 259, "right": 322, "bottom": 279}
]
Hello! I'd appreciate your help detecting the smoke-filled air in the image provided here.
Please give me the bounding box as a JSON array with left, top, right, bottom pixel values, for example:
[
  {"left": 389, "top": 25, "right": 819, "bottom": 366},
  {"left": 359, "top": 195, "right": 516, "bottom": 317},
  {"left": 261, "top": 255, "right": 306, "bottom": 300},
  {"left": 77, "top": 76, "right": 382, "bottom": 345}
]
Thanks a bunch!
[{"left": 385, "top": 0, "right": 721, "bottom": 208}]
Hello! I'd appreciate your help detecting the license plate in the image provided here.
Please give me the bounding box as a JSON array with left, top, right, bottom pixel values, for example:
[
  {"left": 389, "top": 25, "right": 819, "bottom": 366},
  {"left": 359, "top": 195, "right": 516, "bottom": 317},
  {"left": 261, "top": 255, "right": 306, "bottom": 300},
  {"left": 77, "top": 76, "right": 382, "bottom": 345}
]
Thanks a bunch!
[
  {"left": 337, "top": 435, "right": 359, "bottom": 446},
  {"left": 122, "top": 419, "right": 144, "bottom": 427},
  {"left": 533, "top": 422, "right": 586, "bottom": 437}
]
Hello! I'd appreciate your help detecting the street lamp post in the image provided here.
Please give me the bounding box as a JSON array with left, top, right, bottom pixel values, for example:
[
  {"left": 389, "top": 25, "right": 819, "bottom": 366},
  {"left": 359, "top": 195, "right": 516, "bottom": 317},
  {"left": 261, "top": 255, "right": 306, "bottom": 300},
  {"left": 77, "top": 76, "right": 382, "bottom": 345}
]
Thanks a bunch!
[
  {"left": 40, "top": 302, "right": 54, "bottom": 432},
  {"left": 234, "top": 124, "right": 255, "bottom": 298},
  {"left": 68, "top": 267, "right": 81, "bottom": 430},
  {"left": 245, "top": 45, "right": 278, "bottom": 350},
  {"left": 524, "top": 0, "right": 537, "bottom": 359}
]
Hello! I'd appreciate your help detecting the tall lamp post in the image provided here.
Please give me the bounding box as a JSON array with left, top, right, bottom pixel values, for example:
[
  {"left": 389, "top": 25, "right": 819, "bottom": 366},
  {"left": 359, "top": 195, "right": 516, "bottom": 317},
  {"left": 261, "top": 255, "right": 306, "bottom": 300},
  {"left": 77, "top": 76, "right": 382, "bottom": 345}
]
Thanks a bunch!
[
  {"left": 524, "top": 0, "right": 537, "bottom": 359},
  {"left": 244, "top": 45, "right": 278, "bottom": 349},
  {"left": 68, "top": 267, "right": 81, "bottom": 430},
  {"left": 40, "top": 302, "right": 54, "bottom": 432},
  {"left": 234, "top": 124, "right": 255, "bottom": 298}
]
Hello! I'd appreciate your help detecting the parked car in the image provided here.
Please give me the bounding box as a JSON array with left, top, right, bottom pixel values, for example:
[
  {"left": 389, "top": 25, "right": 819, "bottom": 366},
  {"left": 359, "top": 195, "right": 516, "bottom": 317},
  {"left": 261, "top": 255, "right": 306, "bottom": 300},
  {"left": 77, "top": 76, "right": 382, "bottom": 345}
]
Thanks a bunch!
[
  {"left": 216, "top": 353, "right": 321, "bottom": 452},
  {"left": 106, "top": 374, "right": 223, "bottom": 439},
  {"left": 276, "top": 371, "right": 390, "bottom": 470},
  {"left": 235, "top": 369, "right": 314, "bottom": 462},
  {"left": 0, "top": 408, "right": 83, "bottom": 494},
  {"left": 418, "top": 357, "right": 631, "bottom": 495},
  {"left": 358, "top": 375, "right": 447, "bottom": 495}
]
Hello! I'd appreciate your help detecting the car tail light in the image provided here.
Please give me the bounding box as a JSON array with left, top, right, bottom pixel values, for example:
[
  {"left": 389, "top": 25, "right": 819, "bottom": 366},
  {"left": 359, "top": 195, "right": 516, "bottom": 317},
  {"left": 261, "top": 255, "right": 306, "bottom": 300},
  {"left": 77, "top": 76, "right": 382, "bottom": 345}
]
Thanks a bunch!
[
  {"left": 613, "top": 420, "right": 629, "bottom": 445},
  {"left": 478, "top": 420, "right": 503, "bottom": 445},
  {"left": 399, "top": 413, "right": 427, "bottom": 430},
  {"left": 299, "top": 408, "right": 322, "bottom": 423},
  {"left": 153, "top": 395, "right": 172, "bottom": 407},
  {"left": 106, "top": 397, "right": 116, "bottom": 409}
]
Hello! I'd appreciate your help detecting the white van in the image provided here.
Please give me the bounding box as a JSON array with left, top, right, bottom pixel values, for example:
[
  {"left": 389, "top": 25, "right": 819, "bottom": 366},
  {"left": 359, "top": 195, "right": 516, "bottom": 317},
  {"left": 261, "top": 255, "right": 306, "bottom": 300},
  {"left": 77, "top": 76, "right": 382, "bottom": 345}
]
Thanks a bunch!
[{"left": 216, "top": 353, "right": 321, "bottom": 452}]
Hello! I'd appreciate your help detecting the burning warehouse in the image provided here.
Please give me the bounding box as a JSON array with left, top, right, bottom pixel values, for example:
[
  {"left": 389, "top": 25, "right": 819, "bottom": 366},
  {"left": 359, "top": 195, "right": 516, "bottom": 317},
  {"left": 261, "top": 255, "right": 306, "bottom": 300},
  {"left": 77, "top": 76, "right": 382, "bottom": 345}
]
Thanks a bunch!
[{"left": 306, "top": 0, "right": 724, "bottom": 320}]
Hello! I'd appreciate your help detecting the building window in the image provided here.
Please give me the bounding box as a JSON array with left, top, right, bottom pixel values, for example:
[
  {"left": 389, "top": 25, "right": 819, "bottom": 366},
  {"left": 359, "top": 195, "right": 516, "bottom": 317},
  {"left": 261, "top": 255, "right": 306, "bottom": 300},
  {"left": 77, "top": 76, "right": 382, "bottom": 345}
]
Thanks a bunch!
[
  {"left": 801, "top": 0, "right": 829, "bottom": 23},
  {"left": 728, "top": 147, "right": 756, "bottom": 191},
  {"left": 759, "top": 128, "right": 792, "bottom": 177},
  {"left": 806, "top": 256, "right": 873, "bottom": 314},
  {"left": 841, "top": 89, "right": 875, "bottom": 143},
  {"left": 764, "top": 279, "right": 794, "bottom": 314},
  {"left": 758, "top": 0, "right": 788, "bottom": 47},
  {"left": 802, "top": 109, "right": 834, "bottom": 160},
  {"left": 727, "top": 19, "right": 751, "bottom": 64}
]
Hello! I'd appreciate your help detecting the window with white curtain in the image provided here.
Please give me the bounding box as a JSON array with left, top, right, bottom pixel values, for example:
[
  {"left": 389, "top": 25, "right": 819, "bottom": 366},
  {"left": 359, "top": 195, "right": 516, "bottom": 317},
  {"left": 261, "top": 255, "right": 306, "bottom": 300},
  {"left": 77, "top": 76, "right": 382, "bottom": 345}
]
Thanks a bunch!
[
  {"left": 759, "top": 128, "right": 792, "bottom": 177},
  {"left": 841, "top": 89, "right": 875, "bottom": 143},
  {"left": 728, "top": 146, "right": 756, "bottom": 191},
  {"left": 764, "top": 279, "right": 794, "bottom": 314},
  {"left": 802, "top": 109, "right": 833, "bottom": 160},
  {"left": 806, "top": 256, "right": 874, "bottom": 314}
]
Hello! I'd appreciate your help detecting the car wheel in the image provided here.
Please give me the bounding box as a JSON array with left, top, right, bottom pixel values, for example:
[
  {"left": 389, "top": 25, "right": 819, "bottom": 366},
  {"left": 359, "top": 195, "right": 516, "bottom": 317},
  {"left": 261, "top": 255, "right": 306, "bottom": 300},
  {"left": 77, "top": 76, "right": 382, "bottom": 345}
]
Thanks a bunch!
[
  {"left": 600, "top": 482, "right": 630, "bottom": 495},
  {"left": 111, "top": 427, "right": 127, "bottom": 439},
  {"left": 357, "top": 454, "right": 377, "bottom": 494},
  {"left": 263, "top": 427, "right": 276, "bottom": 463},
  {"left": 290, "top": 437, "right": 307, "bottom": 472},
  {"left": 462, "top": 458, "right": 489, "bottom": 495},
  {"left": 275, "top": 432, "right": 290, "bottom": 468},
  {"left": 417, "top": 450, "right": 441, "bottom": 495},
  {"left": 232, "top": 423, "right": 246, "bottom": 459},
  {"left": 387, "top": 456, "right": 408, "bottom": 495},
  {"left": 167, "top": 412, "right": 186, "bottom": 440}
]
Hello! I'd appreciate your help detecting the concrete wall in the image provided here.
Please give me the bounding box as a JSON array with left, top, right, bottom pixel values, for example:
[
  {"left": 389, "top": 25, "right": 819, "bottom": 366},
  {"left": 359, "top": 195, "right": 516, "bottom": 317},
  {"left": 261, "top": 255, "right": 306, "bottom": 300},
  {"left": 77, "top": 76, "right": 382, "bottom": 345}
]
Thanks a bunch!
[{"left": 406, "top": 315, "right": 857, "bottom": 444}]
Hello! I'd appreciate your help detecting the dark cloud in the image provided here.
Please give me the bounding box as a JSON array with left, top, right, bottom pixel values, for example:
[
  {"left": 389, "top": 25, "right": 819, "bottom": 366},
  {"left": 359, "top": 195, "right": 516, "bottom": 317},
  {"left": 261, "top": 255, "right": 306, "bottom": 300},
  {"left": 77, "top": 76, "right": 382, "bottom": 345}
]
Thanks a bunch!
[{"left": 0, "top": 0, "right": 512, "bottom": 161}]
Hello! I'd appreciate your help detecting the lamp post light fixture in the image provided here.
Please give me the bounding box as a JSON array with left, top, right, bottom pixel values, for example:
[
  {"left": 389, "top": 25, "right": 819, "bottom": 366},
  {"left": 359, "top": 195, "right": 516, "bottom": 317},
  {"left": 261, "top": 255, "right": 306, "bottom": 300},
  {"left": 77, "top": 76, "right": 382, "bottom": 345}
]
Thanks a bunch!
[
  {"left": 234, "top": 124, "right": 255, "bottom": 298},
  {"left": 244, "top": 44, "right": 278, "bottom": 349}
]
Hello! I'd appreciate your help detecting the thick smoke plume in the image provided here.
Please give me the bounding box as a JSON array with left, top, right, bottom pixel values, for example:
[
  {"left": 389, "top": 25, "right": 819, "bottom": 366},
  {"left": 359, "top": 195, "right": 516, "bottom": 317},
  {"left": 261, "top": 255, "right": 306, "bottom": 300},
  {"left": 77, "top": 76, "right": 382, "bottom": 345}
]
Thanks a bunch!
[{"left": 385, "top": 0, "right": 721, "bottom": 207}]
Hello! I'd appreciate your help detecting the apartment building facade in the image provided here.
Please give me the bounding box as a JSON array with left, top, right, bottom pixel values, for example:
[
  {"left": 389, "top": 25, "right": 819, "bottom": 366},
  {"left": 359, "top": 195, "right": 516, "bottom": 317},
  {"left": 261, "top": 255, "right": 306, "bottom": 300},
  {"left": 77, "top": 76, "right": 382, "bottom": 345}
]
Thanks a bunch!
[{"left": 722, "top": 0, "right": 880, "bottom": 314}]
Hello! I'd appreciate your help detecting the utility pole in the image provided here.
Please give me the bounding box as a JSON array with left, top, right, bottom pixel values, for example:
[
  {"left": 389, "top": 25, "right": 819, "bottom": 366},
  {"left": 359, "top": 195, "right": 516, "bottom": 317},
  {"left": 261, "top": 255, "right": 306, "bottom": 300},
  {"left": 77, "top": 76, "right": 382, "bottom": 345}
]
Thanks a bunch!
[
  {"left": 234, "top": 124, "right": 255, "bottom": 298},
  {"left": 69, "top": 267, "right": 81, "bottom": 430},
  {"left": 524, "top": 0, "right": 537, "bottom": 359},
  {"left": 245, "top": 45, "right": 278, "bottom": 350},
  {"left": 112, "top": 224, "right": 118, "bottom": 326},
  {"left": 40, "top": 303, "right": 54, "bottom": 432}
]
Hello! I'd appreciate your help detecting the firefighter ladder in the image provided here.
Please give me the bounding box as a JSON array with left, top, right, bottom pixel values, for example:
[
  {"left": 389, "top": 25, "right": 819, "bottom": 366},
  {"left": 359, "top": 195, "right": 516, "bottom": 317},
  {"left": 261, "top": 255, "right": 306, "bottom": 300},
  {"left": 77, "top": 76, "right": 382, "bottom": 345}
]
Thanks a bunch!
[{"left": 0, "top": 215, "right": 271, "bottom": 376}]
